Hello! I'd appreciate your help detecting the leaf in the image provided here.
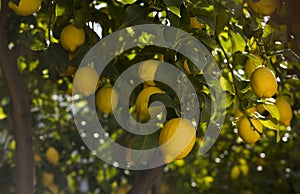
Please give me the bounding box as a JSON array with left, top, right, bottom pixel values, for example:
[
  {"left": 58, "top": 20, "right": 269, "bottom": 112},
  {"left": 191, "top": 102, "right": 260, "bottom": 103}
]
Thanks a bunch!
[
  {"left": 229, "top": 30, "right": 246, "bottom": 53},
  {"left": 262, "top": 103, "right": 280, "bottom": 121},
  {"left": 216, "top": 8, "right": 230, "bottom": 33},
  {"left": 149, "top": 93, "right": 178, "bottom": 110},
  {"left": 259, "top": 118, "right": 278, "bottom": 130},
  {"left": 219, "top": 76, "right": 234, "bottom": 93}
]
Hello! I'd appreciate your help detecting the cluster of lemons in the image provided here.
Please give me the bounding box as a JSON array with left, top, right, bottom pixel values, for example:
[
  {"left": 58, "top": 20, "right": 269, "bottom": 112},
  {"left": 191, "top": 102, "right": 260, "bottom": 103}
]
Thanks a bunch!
[
  {"left": 234, "top": 54, "right": 293, "bottom": 146},
  {"left": 35, "top": 146, "right": 60, "bottom": 194},
  {"left": 137, "top": 60, "right": 196, "bottom": 164},
  {"left": 230, "top": 158, "right": 249, "bottom": 180},
  {"left": 72, "top": 58, "right": 197, "bottom": 164}
]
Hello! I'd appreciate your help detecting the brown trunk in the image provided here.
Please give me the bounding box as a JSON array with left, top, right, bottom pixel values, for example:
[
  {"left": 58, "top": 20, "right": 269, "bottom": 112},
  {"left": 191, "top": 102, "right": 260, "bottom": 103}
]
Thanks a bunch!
[{"left": 0, "top": 1, "right": 34, "bottom": 194}]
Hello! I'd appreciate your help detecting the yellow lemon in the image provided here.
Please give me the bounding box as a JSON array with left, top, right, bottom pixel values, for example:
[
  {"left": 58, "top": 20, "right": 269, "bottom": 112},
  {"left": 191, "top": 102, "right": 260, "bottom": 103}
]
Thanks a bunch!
[
  {"left": 135, "top": 86, "right": 164, "bottom": 121},
  {"left": 240, "top": 164, "right": 249, "bottom": 176},
  {"left": 96, "top": 85, "right": 118, "bottom": 114},
  {"left": 183, "top": 59, "right": 203, "bottom": 74},
  {"left": 45, "top": 147, "right": 59, "bottom": 166},
  {"left": 230, "top": 165, "right": 240, "bottom": 179},
  {"left": 43, "top": 184, "right": 59, "bottom": 194},
  {"left": 159, "top": 118, "right": 196, "bottom": 163},
  {"left": 237, "top": 117, "right": 263, "bottom": 146},
  {"left": 189, "top": 17, "right": 205, "bottom": 29},
  {"left": 275, "top": 97, "right": 293, "bottom": 126},
  {"left": 8, "top": 0, "right": 42, "bottom": 16},
  {"left": 60, "top": 65, "right": 77, "bottom": 77},
  {"left": 244, "top": 56, "right": 263, "bottom": 79},
  {"left": 73, "top": 66, "right": 100, "bottom": 96},
  {"left": 34, "top": 154, "right": 42, "bottom": 162},
  {"left": 60, "top": 24, "right": 85, "bottom": 52},
  {"left": 247, "top": 0, "right": 279, "bottom": 16},
  {"left": 250, "top": 67, "right": 277, "bottom": 98},
  {"left": 42, "top": 172, "right": 54, "bottom": 187},
  {"left": 138, "top": 60, "right": 160, "bottom": 86}
]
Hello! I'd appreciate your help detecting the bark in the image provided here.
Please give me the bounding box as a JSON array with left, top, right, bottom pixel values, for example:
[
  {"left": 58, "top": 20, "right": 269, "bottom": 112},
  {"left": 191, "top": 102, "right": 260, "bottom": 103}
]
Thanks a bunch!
[
  {"left": 127, "top": 165, "right": 164, "bottom": 194},
  {"left": 0, "top": 1, "right": 34, "bottom": 194}
]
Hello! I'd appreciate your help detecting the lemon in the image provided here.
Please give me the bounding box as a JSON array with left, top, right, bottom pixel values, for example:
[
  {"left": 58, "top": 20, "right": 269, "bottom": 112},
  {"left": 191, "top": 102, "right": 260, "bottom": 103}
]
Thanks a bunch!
[
  {"left": 237, "top": 117, "right": 263, "bottom": 146},
  {"left": 43, "top": 184, "right": 59, "bottom": 194},
  {"left": 250, "top": 67, "right": 277, "bottom": 98},
  {"left": 240, "top": 163, "right": 249, "bottom": 176},
  {"left": 247, "top": 0, "right": 279, "bottom": 16},
  {"left": 230, "top": 165, "right": 240, "bottom": 179},
  {"left": 34, "top": 154, "right": 42, "bottom": 162},
  {"left": 60, "top": 65, "right": 77, "bottom": 77},
  {"left": 8, "top": 0, "right": 42, "bottom": 16},
  {"left": 159, "top": 118, "right": 196, "bottom": 163},
  {"left": 42, "top": 172, "right": 54, "bottom": 187},
  {"left": 183, "top": 59, "right": 203, "bottom": 74},
  {"left": 96, "top": 85, "right": 118, "bottom": 114},
  {"left": 60, "top": 24, "right": 85, "bottom": 52},
  {"left": 73, "top": 66, "right": 100, "bottom": 96},
  {"left": 135, "top": 86, "right": 164, "bottom": 121},
  {"left": 189, "top": 17, "right": 205, "bottom": 29},
  {"left": 275, "top": 97, "right": 293, "bottom": 126},
  {"left": 244, "top": 56, "right": 263, "bottom": 79},
  {"left": 138, "top": 60, "right": 160, "bottom": 86},
  {"left": 45, "top": 147, "right": 59, "bottom": 165}
]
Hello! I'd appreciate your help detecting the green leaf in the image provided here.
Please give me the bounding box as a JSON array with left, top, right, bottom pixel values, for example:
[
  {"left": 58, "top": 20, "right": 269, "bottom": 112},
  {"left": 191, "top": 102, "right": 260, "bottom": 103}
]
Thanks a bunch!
[
  {"left": 149, "top": 93, "right": 178, "bottom": 110},
  {"left": 229, "top": 30, "right": 246, "bottom": 53},
  {"left": 260, "top": 118, "right": 278, "bottom": 130},
  {"left": 262, "top": 103, "right": 280, "bottom": 121},
  {"left": 216, "top": 8, "right": 230, "bottom": 33},
  {"left": 220, "top": 76, "right": 234, "bottom": 93}
]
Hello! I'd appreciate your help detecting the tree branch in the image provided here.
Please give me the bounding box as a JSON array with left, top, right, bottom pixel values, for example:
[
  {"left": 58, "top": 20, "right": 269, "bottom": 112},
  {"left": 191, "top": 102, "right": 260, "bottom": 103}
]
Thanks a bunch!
[{"left": 0, "top": 1, "right": 34, "bottom": 194}]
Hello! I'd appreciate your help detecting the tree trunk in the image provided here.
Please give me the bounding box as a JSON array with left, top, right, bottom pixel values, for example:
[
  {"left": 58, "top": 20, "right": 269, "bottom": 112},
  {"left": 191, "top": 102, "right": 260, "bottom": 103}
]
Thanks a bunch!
[{"left": 0, "top": 1, "right": 34, "bottom": 194}]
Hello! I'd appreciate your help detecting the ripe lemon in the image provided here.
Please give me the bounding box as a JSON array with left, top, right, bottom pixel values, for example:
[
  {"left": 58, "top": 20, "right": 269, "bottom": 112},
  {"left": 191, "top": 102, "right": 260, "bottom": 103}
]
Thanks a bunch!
[
  {"left": 240, "top": 163, "right": 249, "bottom": 176},
  {"left": 250, "top": 67, "right": 277, "bottom": 98},
  {"left": 73, "top": 66, "right": 100, "bottom": 96},
  {"left": 183, "top": 59, "right": 203, "bottom": 75},
  {"left": 42, "top": 172, "right": 54, "bottom": 187},
  {"left": 230, "top": 165, "right": 240, "bottom": 179},
  {"left": 96, "top": 85, "right": 118, "bottom": 114},
  {"left": 45, "top": 147, "right": 59, "bottom": 165},
  {"left": 237, "top": 117, "right": 263, "bottom": 146},
  {"left": 135, "top": 86, "right": 164, "bottom": 121},
  {"left": 247, "top": 0, "right": 279, "bottom": 16},
  {"left": 159, "top": 118, "right": 196, "bottom": 163},
  {"left": 8, "top": 0, "right": 42, "bottom": 16},
  {"left": 275, "top": 97, "right": 293, "bottom": 126},
  {"left": 244, "top": 56, "right": 263, "bottom": 79},
  {"left": 60, "top": 24, "right": 85, "bottom": 52},
  {"left": 138, "top": 60, "right": 160, "bottom": 86},
  {"left": 60, "top": 65, "right": 77, "bottom": 77},
  {"left": 189, "top": 17, "right": 205, "bottom": 29}
]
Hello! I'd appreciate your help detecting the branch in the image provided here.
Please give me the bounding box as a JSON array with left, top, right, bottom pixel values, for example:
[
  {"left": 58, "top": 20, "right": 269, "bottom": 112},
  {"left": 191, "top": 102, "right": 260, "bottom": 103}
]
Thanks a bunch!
[
  {"left": 127, "top": 151, "right": 165, "bottom": 194},
  {"left": 0, "top": 2, "right": 34, "bottom": 194}
]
